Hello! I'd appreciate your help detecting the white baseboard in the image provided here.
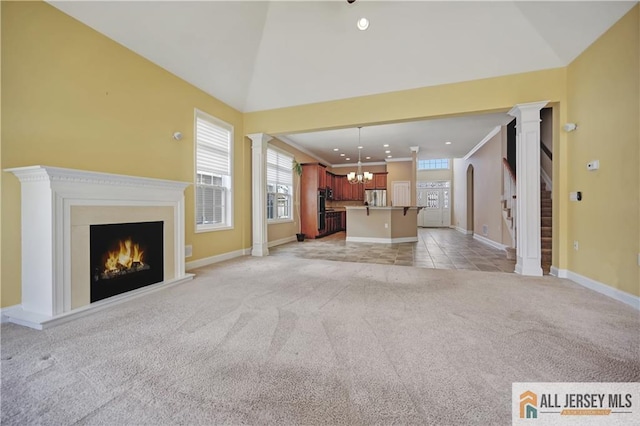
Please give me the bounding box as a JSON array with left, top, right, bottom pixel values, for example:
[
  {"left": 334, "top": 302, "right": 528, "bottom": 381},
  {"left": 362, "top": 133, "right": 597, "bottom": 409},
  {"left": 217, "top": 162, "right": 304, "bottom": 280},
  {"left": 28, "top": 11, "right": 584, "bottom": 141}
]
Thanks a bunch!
[
  {"left": 452, "top": 226, "right": 473, "bottom": 235},
  {"left": 473, "top": 234, "right": 507, "bottom": 251},
  {"left": 268, "top": 235, "right": 296, "bottom": 248},
  {"left": 186, "top": 248, "right": 251, "bottom": 271},
  {"left": 346, "top": 236, "right": 419, "bottom": 244},
  {"left": 552, "top": 267, "right": 639, "bottom": 311}
]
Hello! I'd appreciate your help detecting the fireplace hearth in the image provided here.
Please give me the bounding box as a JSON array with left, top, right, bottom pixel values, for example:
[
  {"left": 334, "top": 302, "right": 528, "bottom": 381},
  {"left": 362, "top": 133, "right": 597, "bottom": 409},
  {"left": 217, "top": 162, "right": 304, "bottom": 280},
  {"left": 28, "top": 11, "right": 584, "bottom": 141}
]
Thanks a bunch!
[{"left": 90, "top": 221, "right": 164, "bottom": 303}]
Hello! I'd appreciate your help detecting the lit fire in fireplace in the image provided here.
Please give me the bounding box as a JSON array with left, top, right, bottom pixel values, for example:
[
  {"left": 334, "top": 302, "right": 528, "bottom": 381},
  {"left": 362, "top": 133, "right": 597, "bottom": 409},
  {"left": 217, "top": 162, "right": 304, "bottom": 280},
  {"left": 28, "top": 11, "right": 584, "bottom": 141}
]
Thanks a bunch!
[{"left": 101, "top": 238, "right": 150, "bottom": 279}]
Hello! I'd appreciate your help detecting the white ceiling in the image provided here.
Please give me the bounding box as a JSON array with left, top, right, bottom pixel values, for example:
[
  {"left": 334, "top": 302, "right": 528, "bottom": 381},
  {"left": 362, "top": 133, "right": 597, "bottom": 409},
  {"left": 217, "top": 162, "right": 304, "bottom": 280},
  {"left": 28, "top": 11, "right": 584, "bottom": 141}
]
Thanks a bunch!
[
  {"left": 280, "top": 112, "right": 514, "bottom": 164},
  {"left": 48, "top": 0, "right": 636, "bottom": 163}
]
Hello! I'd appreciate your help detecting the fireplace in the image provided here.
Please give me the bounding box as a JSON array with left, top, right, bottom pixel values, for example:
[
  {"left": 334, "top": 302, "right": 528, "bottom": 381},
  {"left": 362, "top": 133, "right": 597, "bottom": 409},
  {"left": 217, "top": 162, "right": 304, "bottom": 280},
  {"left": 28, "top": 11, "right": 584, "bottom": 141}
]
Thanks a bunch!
[
  {"left": 4, "top": 165, "right": 193, "bottom": 330},
  {"left": 90, "top": 221, "right": 164, "bottom": 303}
]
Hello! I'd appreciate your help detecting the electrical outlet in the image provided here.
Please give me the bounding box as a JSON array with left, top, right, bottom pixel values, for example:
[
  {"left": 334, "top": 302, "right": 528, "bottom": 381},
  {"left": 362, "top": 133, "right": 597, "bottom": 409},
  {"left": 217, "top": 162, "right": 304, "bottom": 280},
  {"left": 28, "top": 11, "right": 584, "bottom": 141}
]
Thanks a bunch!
[
  {"left": 185, "top": 245, "right": 193, "bottom": 257},
  {"left": 384, "top": 223, "right": 388, "bottom": 229},
  {"left": 573, "top": 241, "right": 579, "bottom": 251}
]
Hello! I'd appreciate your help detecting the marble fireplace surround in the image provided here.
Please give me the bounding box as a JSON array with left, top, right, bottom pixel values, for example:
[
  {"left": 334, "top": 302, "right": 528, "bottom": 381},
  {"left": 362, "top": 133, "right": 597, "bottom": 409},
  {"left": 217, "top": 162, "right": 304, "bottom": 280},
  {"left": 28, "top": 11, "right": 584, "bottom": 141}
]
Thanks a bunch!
[{"left": 4, "top": 166, "right": 193, "bottom": 329}]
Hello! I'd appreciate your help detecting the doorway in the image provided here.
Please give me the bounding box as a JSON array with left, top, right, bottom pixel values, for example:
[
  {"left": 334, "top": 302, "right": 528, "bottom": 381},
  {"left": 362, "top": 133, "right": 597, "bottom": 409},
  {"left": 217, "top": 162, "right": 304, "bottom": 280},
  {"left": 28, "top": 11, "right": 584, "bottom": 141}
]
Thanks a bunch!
[{"left": 417, "top": 181, "right": 451, "bottom": 227}]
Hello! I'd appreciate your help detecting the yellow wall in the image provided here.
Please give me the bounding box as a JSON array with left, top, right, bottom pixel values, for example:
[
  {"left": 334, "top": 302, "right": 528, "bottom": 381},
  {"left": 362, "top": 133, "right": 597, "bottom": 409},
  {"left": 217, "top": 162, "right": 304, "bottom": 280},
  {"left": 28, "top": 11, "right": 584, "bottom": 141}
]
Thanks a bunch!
[
  {"left": 245, "top": 68, "right": 566, "bottom": 136},
  {"left": 1, "top": 1, "right": 249, "bottom": 306},
  {"left": 3, "top": 1, "right": 636, "bottom": 307},
  {"left": 566, "top": 5, "right": 639, "bottom": 296}
]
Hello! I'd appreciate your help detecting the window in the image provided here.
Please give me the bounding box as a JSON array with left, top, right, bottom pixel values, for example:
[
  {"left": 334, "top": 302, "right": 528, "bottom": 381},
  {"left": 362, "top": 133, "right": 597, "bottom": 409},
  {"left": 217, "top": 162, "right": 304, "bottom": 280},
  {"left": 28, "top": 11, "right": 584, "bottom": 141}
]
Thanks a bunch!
[
  {"left": 266, "top": 147, "right": 293, "bottom": 222},
  {"left": 195, "top": 109, "right": 233, "bottom": 231},
  {"left": 418, "top": 158, "right": 449, "bottom": 170}
]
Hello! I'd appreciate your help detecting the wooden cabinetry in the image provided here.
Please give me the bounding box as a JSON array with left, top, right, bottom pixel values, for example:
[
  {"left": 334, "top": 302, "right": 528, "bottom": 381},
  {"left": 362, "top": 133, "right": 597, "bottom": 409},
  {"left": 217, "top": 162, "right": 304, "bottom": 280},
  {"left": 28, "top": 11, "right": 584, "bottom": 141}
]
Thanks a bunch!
[
  {"left": 333, "top": 175, "right": 344, "bottom": 200},
  {"left": 364, "top": 173, "right": 388, "bottom": 190},
  {"left": 374, "top": 172, "right": 388, "bottom": 190},
  {"left": 325, "top": 211, "right": 345, "bottom": 235},
  {"left": 317, "top": 164, "right": 327, "bottom": 189},
  {"left": 341, "top": 178, "right": 352, "bottom": 200}
]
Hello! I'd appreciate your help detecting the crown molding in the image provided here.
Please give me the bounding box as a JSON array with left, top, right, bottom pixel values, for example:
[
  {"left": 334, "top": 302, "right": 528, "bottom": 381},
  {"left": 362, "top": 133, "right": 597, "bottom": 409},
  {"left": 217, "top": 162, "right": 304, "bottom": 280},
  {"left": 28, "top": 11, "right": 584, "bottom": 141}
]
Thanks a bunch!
[
  {"left": 463, "top": 126, "right": 501, "bottom": 160},
  {"left": 275, "top": 136, "right": 332, "bottom": 165}
]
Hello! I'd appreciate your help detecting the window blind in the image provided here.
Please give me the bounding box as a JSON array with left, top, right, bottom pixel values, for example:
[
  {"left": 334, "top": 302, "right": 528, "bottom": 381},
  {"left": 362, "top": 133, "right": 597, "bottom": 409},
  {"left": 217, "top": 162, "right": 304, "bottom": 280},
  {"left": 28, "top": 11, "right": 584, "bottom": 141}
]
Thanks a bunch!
[
  {"left": 196, "top": 114, "right": 230, "bottom": 176},
  {"left": 267, "top": 148, "right": 293, "bottom": 186}
]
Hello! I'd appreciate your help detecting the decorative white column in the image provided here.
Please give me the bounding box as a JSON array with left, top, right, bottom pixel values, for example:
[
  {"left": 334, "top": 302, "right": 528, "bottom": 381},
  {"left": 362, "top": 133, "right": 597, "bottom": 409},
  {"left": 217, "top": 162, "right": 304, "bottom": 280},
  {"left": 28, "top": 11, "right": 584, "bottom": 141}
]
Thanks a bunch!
[
  {"left": 410, "top": 146, "right": 419, "bottom": 206},
  {"left": 508, "top": 101, "right": 548, "bottom": 276},
  {"left": 248, "top": 133, "right": 272, "bottom": 256}
]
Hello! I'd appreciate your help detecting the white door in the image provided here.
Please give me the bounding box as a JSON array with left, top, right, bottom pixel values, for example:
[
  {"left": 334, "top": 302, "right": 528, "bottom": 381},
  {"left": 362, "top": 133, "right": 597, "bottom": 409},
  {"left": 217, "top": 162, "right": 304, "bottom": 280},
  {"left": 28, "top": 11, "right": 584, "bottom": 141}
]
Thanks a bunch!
[
  {"left": 417, "top": 181, "right": 451, "bottom": 227},
  {"left": 392, "top": 181, "right": 411, "bottom": 206}
]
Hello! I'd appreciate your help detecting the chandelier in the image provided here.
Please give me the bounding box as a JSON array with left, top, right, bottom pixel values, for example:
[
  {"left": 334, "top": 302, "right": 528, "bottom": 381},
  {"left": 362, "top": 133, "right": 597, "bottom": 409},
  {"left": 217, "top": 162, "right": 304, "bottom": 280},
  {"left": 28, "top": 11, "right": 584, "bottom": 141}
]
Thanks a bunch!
[{"left": 347, "top": 127, "right": 373, "bottom": 185}]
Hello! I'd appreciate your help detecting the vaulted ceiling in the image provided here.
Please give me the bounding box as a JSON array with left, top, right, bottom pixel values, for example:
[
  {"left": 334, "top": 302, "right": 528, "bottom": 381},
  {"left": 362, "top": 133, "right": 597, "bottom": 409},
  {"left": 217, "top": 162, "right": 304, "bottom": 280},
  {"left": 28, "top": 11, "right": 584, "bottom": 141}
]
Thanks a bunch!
[{"left": 49, "top": 1, "right": 636, "bottom": 161}]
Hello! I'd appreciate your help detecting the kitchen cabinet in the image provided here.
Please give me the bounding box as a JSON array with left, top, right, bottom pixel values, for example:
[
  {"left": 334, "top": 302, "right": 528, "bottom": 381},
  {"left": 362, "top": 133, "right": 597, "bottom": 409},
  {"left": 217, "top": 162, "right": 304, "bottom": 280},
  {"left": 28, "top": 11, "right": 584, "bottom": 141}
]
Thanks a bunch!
[
  {"left": 353, "top": 182, "right": 364, "bottom": 201},
  {"left": 364, "top": 173, "right": 388, "bottom": 190},
  {"left": 341, "top": 178, "right": 352, "bottom": 200},
  {"left": 317, "top": 164, "right": 327, "bottom": 189},
  {"left": 333, "top": 175, "right": 344, "bottom": 200},
  {"left": 324, "top": 210, "right": 346, "bottom": 235},
  {"left": 374, "top": 172, "right": 388, "bottom": 190}
]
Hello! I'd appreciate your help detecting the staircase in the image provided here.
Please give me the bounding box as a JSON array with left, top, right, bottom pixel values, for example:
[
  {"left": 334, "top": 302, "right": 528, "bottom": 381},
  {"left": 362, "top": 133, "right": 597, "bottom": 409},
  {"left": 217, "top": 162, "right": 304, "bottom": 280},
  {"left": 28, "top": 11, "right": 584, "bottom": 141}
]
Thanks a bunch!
[
  {"left": 502, "top": 159, "right": 553, "bottom": 274},
  {"left": 540, "top": 183, "right": 552, "bottom": 274}
]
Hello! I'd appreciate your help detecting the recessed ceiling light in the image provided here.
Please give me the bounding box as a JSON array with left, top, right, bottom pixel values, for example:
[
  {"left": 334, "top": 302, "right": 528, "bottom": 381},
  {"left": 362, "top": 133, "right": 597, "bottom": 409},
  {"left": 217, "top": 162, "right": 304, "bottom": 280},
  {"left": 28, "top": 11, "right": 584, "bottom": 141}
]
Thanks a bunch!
[
  {"left": 383, "top": 144, "right": 389, "bottom": 148},
  {"left": 445, "top": 141, "right": 452, "bottom": 145},
  {"left": 365, "top": 156, "right": 371, "bottom": 160},
  {"left": 358, "top": 146, "right": 363, "bottom": 149},
  {"left": 346, "top": 158, "right": 351, "bottom": 161},
  {"left": 333, "top": 148, "right": 339, "bottom": 151},
  {"left": 387, "top": 155, "right": 392, "bottom": 158},
  {"left": 385, "top": 150, "right": 391, "bottom": 154},
  {"left": 357, "top": 17, "right": 369, "bottom": 31},
  {"left": 340, "top": 153, "right": 345, "bottom": 157}
]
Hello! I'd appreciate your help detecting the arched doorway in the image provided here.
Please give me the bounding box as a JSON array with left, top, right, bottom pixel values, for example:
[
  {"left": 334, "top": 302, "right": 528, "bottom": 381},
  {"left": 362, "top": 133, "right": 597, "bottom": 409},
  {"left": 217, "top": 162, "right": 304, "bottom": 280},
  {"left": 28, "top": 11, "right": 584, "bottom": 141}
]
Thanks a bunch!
[{"left": 466, "top": 164, "right": 474, "bottom": 234}]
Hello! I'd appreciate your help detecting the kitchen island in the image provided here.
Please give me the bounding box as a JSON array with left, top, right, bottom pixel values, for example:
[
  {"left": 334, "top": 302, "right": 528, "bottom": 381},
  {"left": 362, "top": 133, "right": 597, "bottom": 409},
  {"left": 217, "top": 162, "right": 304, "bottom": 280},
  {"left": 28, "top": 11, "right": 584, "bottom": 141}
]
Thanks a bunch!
[{"left": 345, "top": 206, "right": 419, "bottom": 243}]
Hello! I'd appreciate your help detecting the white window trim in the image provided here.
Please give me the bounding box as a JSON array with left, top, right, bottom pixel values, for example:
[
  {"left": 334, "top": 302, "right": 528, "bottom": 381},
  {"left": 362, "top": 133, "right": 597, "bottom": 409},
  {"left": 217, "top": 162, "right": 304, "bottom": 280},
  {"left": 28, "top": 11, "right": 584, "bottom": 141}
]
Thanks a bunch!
[
  {"left": 194, "top": 108, "right": 234, "bottom": 233},
  {"left": 266, "top": 145, "right": 294, "bottom": 224}
]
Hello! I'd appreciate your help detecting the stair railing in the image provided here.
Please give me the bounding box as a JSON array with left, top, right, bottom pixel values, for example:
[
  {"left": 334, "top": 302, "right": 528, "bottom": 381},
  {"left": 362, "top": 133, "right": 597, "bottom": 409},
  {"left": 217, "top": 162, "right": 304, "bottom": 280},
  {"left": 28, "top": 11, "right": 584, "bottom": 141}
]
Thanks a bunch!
[{"left": 502, "top": 158, "right": 517, "bottom": 248}]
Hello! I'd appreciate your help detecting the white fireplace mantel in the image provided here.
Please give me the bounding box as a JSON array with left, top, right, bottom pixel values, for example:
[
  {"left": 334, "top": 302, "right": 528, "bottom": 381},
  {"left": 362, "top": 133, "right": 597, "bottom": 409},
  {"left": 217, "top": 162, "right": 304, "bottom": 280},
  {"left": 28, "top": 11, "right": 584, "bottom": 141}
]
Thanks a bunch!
[{"left": 4, "top": 165, "right": 194, "bottom": 329}]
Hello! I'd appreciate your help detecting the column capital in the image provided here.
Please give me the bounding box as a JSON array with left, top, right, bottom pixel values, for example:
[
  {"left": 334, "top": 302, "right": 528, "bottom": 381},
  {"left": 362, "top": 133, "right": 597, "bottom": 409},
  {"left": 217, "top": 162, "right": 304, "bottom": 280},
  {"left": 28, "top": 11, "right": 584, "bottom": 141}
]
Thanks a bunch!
[
  {"left": 247, "top": 133, "right": 273, "bottom": 148},
  {"left": 508, "top": 101, "right": 549, "bottom": 121}
]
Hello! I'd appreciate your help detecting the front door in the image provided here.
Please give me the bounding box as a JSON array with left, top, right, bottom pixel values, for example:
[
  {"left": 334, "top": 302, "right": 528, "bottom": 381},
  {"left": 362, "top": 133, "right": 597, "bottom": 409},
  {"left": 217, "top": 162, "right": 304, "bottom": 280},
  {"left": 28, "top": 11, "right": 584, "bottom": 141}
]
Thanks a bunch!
[{"left": 417, "top": 181, "right": 451, "bottom": 227}]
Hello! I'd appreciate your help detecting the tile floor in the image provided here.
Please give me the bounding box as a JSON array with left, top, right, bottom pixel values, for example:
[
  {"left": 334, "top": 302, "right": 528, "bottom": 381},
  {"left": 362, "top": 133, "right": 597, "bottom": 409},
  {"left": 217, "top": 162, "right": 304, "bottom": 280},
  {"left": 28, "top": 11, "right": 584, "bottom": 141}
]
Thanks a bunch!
[{"left": 270, "top": 228, "right": 516, "bottom": 273}]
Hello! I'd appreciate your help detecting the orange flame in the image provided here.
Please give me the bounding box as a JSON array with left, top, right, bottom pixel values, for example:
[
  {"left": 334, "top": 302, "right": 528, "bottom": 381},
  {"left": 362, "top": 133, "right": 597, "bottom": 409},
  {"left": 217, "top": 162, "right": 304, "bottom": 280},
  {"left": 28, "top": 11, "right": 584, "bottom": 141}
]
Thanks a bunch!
[{"left": 104, "top": 238, "right": 145, "bottom": 272}]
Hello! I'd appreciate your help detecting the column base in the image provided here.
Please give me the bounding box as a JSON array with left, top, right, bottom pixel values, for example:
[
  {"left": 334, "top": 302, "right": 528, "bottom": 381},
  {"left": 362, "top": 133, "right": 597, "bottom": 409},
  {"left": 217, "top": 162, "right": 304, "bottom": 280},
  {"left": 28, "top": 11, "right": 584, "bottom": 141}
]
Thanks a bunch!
[
  {"left": 515, "top": 257, "right": 543, "bottom": 277},
  {"left": 251, "top": 243, "right": 269, "bottom": 257}
]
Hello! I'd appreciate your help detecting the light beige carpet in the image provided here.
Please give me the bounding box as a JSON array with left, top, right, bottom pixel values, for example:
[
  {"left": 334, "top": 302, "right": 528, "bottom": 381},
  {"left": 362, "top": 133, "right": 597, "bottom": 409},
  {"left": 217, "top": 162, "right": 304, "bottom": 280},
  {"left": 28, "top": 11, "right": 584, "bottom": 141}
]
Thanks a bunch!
[{"left": 1, "top": 256, "right": 639, "bottom": 425}]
